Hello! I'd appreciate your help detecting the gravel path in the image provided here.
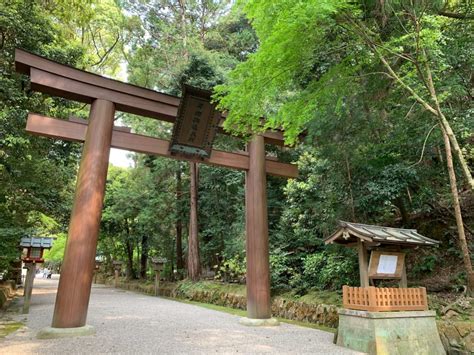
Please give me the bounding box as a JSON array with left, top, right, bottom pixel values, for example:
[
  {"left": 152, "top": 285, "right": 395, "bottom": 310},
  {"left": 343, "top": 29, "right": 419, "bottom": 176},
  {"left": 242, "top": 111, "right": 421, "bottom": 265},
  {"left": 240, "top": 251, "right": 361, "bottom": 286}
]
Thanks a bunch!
[{"left": 1, "top": 277, "right": 361, "bottom": 354}]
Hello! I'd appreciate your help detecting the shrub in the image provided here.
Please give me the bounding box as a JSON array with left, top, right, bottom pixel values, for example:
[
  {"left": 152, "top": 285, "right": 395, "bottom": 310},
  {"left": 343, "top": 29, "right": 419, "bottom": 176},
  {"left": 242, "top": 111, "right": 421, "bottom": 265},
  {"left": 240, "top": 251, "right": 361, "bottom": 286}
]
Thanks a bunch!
[
  {"left": 216, "top": 254, "right": 246, "bottom": 283},
  {"left": 270, "top": 251, "right": 296, "bottom": 292},
  {"left": 302, "top": 249, "right": 358, "bottom": 291}
]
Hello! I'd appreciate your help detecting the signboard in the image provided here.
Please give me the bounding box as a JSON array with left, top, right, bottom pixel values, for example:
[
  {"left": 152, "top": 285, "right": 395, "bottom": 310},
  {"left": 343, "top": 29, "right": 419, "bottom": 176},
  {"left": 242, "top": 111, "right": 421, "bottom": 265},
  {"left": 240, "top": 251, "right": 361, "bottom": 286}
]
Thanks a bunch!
[
  {"left": 368, "top": 251, "right": 405, "bottom": 279},
  {"left": 377, "top": 254, "right": 398, "bottom": 274},
  {"left": 169, "top": 84, "right": 220, "bottom": 158}
]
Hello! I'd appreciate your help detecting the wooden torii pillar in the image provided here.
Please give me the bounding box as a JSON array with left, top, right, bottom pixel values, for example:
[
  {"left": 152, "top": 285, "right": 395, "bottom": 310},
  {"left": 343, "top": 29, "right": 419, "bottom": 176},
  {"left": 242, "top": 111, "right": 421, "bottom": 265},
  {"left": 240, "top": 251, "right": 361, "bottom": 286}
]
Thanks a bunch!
[
  {"left": 245, "top": 135, "right": 271, "bottom": 319},
  {"left": 15, "top": 49, "right": 297, "bottom": 332},
  {"left": 52, "top": 99, "right": 115, "bottom": 328}
]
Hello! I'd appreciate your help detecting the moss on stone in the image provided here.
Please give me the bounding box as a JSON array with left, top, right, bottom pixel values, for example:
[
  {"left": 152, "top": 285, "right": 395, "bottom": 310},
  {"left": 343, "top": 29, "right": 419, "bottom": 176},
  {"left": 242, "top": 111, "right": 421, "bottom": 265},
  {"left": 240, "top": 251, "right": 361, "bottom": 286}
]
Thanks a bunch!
[
  {"left": 280, "top": 290, "right": 342, "bottom": 306},
  {"left": 0, "top": 322, "right": 23, "bottom": 338},
  {"left": 176, "top": 280, "right": 246, "bottom": 296}
]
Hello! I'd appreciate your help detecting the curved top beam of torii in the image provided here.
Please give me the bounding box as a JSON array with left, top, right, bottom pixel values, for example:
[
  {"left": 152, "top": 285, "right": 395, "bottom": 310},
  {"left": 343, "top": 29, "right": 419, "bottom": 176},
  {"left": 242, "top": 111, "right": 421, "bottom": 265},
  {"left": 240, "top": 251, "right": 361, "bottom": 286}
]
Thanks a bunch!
[{"left": 15, "top": 49, "right": 285, "bottom": 146}]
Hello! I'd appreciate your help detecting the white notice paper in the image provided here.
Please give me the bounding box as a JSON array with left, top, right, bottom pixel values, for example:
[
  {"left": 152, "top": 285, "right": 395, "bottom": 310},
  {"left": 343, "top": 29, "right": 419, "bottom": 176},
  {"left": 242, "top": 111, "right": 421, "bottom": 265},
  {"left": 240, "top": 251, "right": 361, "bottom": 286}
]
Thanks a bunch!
[{"left": 377, "top": 255, "right": 398, "bottom": 274}]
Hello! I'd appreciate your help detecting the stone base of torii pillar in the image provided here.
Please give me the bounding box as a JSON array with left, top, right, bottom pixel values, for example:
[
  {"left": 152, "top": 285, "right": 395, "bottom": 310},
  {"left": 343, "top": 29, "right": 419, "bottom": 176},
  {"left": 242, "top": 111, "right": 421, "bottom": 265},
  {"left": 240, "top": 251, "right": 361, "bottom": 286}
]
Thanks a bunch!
[
  {"left": 239, "top": 317, "right": 280, "bottom": 327},
  {"left": 37, "top": 325, "right": 96, "bottom": 339}
]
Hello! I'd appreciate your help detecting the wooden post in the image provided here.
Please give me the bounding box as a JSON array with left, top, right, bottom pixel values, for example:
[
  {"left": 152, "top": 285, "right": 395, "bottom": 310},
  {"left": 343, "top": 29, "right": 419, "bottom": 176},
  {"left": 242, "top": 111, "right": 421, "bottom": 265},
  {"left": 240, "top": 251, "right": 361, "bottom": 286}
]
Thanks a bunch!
[
  {"left": 367, "top": 286, "right": 377, "bottom": 312},
  {"left": 154, "top": 271, "right": 160, "bottom": 296},
  {"left": 357, "top": 240, "right": 369, "bottom": 288},
  {"left": 114, "top": 269, "right": 119, "bottom": 288},
  {"left": 245, "top": 135, "right": 271, "bottom": 319},
  {"left": 51, "top": 99, "right": 115, "bottom": 328},
  {"left": 342, "top": 285, "right": 349, "bottom": 308},
  {"left": 400, "top": 260, "right": 408, "bottom": 288},
  {"left": 22, "top": 263, "right": 36, "bottom": 314}
]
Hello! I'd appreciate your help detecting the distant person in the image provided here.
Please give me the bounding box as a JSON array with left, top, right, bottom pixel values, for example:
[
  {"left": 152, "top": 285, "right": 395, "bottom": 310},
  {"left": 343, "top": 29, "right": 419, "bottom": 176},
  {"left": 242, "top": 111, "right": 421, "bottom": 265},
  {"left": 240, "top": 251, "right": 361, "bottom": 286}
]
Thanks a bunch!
[{"left": 43, "top": 268, "right": 49, "bottom": 278}]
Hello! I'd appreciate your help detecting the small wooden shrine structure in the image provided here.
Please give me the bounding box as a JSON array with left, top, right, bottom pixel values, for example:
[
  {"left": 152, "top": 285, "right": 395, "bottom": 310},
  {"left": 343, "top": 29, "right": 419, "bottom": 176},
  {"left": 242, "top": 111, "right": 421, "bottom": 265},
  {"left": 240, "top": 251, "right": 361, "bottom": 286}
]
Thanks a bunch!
[
  {"left": 327, "top": 222, "right": 445, "bottom": 353},
  {"left": 20, "top": 237, "right": 54, "bottom": 264},
  {"left": 325, "top": 221, "right": 439, "bottom": 288}
]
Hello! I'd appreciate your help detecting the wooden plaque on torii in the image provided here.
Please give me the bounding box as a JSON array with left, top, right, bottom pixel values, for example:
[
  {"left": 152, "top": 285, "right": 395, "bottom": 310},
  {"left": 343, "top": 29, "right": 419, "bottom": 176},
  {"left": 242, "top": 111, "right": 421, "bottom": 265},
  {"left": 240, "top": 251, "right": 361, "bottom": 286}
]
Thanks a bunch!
[{"left": 169, "top": 84, "right": 220, "bottom": 158}]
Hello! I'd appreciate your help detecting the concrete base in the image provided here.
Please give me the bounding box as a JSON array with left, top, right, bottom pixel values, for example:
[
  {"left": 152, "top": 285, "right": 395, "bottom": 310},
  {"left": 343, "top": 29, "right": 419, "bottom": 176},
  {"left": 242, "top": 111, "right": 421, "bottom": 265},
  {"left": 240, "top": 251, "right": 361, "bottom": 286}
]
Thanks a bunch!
[
  {"left": 239, "top": 317, "right": 280, "bottom": 327},
  {"left": 37, "top": 325, "right": 96, "bottom": 339},
  {"left": 336, "top": 309, "right": 445, "bottom": 354}
]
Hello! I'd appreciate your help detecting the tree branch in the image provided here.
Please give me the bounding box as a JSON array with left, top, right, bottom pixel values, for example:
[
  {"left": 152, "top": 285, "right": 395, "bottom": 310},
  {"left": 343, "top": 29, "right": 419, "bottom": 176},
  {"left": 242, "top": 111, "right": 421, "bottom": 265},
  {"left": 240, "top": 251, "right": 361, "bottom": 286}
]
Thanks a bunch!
[
  {"left": 92, "top": 33, "right": 120, "bottom": 67},
  {"left": 438, "top": 11, "right": 474, "bottom": 20},
  {"left": 409, "top": 123, "right": 438, "bottom": 167}
]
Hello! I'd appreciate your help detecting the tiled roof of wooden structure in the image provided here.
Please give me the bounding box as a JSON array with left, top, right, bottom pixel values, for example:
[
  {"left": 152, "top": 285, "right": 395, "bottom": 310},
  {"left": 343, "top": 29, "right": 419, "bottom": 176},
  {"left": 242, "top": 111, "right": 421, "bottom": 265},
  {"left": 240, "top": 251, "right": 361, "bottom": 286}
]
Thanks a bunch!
[
  {"left": 325, "top": 221, "right": 440, "bottom": 247},
  {"left": 20, "top": 237, "right": 54, "bottom": 248}
]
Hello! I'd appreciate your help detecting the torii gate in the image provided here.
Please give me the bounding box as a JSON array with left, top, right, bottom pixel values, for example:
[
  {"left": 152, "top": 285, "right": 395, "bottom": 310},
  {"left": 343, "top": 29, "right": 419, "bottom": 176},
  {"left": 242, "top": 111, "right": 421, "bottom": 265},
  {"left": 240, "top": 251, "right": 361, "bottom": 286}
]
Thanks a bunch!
[{"left": 15, "top": 49, "right": 298, "bottom": 333}]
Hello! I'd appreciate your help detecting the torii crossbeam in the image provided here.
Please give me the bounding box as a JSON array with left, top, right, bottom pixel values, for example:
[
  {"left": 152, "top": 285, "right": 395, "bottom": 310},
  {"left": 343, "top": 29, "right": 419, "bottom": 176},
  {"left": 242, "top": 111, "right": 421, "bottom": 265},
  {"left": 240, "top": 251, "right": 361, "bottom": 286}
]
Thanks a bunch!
[{"left": 15, "top": 49, "right": 298, "bottom": 332}]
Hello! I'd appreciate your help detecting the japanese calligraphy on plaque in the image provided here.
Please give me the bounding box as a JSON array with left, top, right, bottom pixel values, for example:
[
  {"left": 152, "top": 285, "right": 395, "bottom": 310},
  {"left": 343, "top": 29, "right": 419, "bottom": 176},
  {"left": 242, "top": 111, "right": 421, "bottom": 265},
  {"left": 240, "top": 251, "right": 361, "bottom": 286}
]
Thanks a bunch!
[{"left": 169, "top": 84, "right": 220, "bottom": 158}]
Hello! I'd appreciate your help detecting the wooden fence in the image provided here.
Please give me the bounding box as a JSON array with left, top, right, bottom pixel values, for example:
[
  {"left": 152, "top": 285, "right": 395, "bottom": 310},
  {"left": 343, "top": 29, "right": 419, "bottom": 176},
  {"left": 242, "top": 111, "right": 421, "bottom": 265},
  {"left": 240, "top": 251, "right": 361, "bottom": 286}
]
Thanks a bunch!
[{"left": 342, "top": 286, "right": 428, "bottom": 312}]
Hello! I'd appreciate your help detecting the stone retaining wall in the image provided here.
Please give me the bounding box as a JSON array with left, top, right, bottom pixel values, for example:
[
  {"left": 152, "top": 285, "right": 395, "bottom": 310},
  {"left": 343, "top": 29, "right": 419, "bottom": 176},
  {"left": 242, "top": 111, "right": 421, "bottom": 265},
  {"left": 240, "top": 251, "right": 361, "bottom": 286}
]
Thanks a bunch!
[
  {"left": 271, "top": 298, "right": 339, "bottom": 328},
  {"left": 437, "top": 321, "right": 474, "bottom": 355}
]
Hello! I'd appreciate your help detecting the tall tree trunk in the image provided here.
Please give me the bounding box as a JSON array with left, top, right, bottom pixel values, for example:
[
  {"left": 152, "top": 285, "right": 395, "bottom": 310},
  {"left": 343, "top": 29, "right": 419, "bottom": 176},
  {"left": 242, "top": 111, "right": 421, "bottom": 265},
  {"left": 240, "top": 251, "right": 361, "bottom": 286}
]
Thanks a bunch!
[
  {"left": 441, "top": 126, "right": 474, "bottom": 295},
  {"left": 140, "top": 234, "right": 149, "bottom": 279},
  {"left": 438, "top": 113, "right": 473, "bottom": 192},
  {"left": 421, "top": 49, "right": 474, "bottom": 193},
  {"left": 176, "top": 167, "right": 184, "bottom": 273},
  {"left": 124, "top": 220, "right": 136, "bottom": 279},
  {"left": 188, "top": 162, "right": 201, "bottom": 280},
  {"left": 124, "top": 240, "right": 135, "bottom": 279},
  {"left": 169, "top": 233, "right": 175, "bottom": 282},
  {"left": 350, "top": 16, "right": 474, "bottom": 193},
  {"left": 344, "top": 155, "right": 356, "bottom": 221},
  {"left": 178, "top": 0, "right": 188, "bottom": 61},
  {"left": 136, "top": 240, "right": 140, "bottom": 276},
  {"left": 371, "top": 43, "right": 474, "bottom": 192},
  {"left": 395, "top": 197, "right": 410, "bottom": 227}
]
